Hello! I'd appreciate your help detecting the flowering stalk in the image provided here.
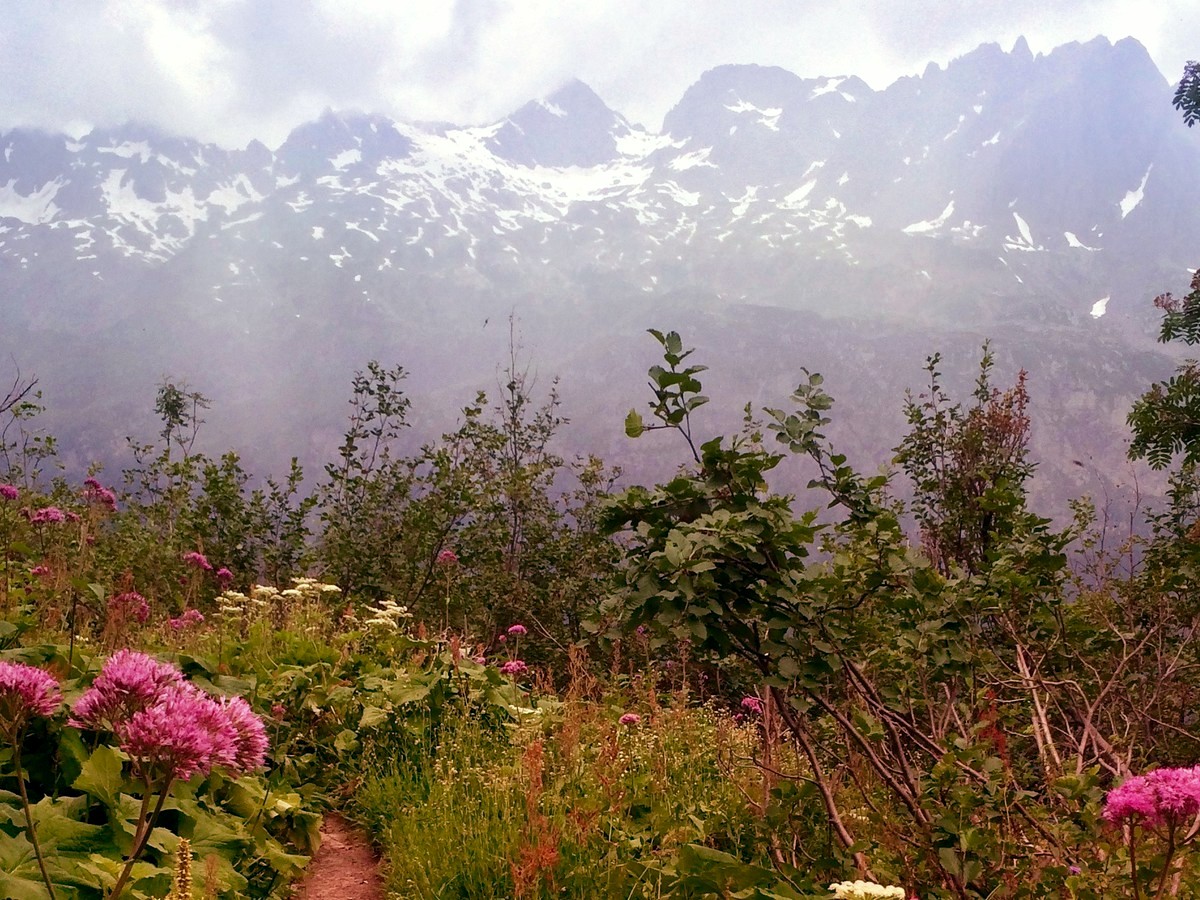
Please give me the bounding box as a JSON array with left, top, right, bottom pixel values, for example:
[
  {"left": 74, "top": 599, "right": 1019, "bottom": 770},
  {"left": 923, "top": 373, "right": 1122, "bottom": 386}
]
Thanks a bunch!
[
  {"left": 12, "top": 740, "right": 57, "bottom": 900},
  {"left": 109, "top": 774, "right": 175, "bottom": 900},
  {"left": 0, "top": 661, "right": 63, "bottom": 900},
  {"left": 1104, "top": 765, "right": 1200, "bottom": 900},
  {"left": 70, "top": 651, "right": 268, "bottom": 900}
]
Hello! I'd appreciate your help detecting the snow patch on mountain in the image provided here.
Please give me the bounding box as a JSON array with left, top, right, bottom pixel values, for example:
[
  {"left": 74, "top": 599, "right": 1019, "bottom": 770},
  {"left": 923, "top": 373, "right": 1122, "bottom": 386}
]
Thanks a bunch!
[
  {"left": 669, "top": 148, "right": 717, "bottom": 171},
  {"left": 903, "top": 201, "right": 955, "bottom": 235},
  {"left": 1119, "top": 165, "right": 1151, "bottom": 218},
  {"left": 0, "top": 178, "right": 62, "bottom": 224},
  {"left": 724, "top": 99, "right": 782, "bottom": 130},
  {"left": 781, "top": 180, "right": 817, "bottom": 209},
  {"left": 1064, "top": 231, "right": 1100, "bottom": 251}
]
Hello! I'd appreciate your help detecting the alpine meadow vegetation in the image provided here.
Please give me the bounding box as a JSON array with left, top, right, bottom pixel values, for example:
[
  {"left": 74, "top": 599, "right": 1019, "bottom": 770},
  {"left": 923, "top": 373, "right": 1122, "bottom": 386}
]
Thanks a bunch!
[{"left": 3, "top": 63, "right": 1200, "bottom": 900}]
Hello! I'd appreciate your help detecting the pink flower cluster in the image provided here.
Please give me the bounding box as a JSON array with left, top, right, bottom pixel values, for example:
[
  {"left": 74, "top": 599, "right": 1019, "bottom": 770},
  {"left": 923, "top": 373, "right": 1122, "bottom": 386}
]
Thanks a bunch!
[
  {"left": 436, "top": 548, "right": 458, "bottom": 566},
  {"left": 215, "top": 567, "right": 233, "bottom": 585},
  {"left": 741, "top": 696, "right": 764, "bottom": 715},
  {"left": 182, "top": 551, "right": 213, "bottom": 572},
  {"left": 499, "top": 660, "right": 528, "bottom": 677},
  {"left": 507, "top": 623, "right": 527, "bottom": 637},
  {"left": 0, "top": 484, "right": 17, "bottom": 501},
  {"left": 109, "top": 591, "right": 150, "bottom": 625},
  {"left": 619, "top": 712, "right": 641, "bottom": 726},
  {"left": 168, "top": 609, "right": 205, "bottom": 631},
  {"left": 27, "top": 506, "right": 67, "bottom": 525},
  {"left": 0, "top": 661, "right": 62, "bottom": 733},
  {"left": 1104, "top": 766, "right": 1200, "bottom": 827},
  {"left": 71, "top": 650, "right": 267, "bottom": 781},
  {"left": 83, "top": 477, "right": 118, "bottom": 511}
]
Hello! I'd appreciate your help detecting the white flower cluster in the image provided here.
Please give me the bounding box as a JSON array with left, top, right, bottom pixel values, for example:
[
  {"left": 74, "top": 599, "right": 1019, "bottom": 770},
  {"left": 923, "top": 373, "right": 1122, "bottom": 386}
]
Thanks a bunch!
[
  {"left": 291, "top": 576, "right": 343, "bottom": 598},
  {"left": 217, "top": 577, "right": 343, "bottom": 624},
  {"left": 215, "top": 588, "right": 269, "bottom": 621},
  {"left": 829, "top": 881, "right": 906, "bottom": 900},
  {"left": 364, "top": 597, "right": 412, "bottom": 631}
]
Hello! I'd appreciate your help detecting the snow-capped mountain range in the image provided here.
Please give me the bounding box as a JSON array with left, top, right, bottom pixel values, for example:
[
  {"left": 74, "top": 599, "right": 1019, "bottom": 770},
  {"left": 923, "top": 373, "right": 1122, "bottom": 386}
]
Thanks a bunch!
[{"left": 0, "top": 35, "right": 1196, "bottom": 509}]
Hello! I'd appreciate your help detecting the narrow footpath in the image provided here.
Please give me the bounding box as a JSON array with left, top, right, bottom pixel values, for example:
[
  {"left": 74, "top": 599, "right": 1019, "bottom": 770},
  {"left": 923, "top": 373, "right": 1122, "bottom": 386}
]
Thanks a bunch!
[{"left": 291, "top": 812, "right": 386, "bottom": 900}]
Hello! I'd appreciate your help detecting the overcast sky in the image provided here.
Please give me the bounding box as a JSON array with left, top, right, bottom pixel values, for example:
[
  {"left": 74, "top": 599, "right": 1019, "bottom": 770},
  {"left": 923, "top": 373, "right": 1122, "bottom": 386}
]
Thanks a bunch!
[{"left": 1, "top": 0, "right": 1196, "bottom": 149}]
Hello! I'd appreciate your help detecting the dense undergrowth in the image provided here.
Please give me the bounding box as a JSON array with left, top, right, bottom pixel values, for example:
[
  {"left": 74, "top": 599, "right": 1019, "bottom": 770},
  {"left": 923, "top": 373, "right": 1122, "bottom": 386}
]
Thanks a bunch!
[
  {"left": 9, "top": 42, "right": 1200, "bottom": 900},
  {"left": 7, "top": 276, "right": 1200, "bottom": 897}
]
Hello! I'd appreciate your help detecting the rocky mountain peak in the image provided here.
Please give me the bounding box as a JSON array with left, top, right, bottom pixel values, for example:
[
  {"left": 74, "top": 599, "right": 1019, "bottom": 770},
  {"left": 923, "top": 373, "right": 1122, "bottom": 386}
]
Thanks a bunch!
[{"left": 485, "top": 78, "right": 631, "bottom": 168}]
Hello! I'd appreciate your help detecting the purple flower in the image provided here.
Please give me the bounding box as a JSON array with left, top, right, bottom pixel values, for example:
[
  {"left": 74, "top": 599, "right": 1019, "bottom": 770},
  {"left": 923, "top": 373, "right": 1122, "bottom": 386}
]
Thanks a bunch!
[
  {"left": 507, "top": 624, "right": 527, "bottom": 637},
  {"left": 741, "top": 696, "right": 764, "bottom": 715},
  {"left": 499, "top": 660, "right": 528, "bottom": 677},
  {"left": 215, "top": 567, "right": 234, "bottom": 584},
  {"left": 168, "top": 609, "right": 205, "bottom": 631},
  {"left": 121, "top": 685, "right": 238, "bottom": 781},
  {"left": 109, "top": 591, "right": 150, "bottom": 625},
  {"left": 619, "top": 712, "right": 641, "bottom": 726},
  {"left": 27, "top": 506, "right": 66, "bottom": 525},
  {"left": 182, "top": 551, "right": 213, "bottom": 572},
  {"left": 436, "top": 548, "right": 459, "bottom": 566},
  {"left": 70, "top": 649, "right": 183, "bottom": 732},
  {"left": 219, "top": 696, "right": 269, "bottom": 774},
  {"left": 72, "top": 652, "right": 268, "bottom": 782},
  {"left": 472, "top": 656, "right": 487, "bottom": 665},
  {"left": 83, "top": 478, "right": 118, "bottom": 511},
  {"left": 1104, "top": 766, "right": 1200, "bottom": 827},
  {"left": 0, "top": 484, "right": 17, "bottom": 501},
  {"left": 0, "top": 661, "right": 62, "bottom": 733},
  {"left": 1068, "top": 865, "right": 1081, "bottom": 875}
]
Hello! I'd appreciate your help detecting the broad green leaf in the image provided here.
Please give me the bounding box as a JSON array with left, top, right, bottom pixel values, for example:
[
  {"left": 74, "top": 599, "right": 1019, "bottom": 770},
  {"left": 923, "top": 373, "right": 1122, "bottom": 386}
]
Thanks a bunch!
[
  {"left": 73, "top": 744, "right": 125, "bottom": 809},
  {"left": 624, "top": 409, "right": 645, "bottom": 438},
  {"left": 358, "top": 704, "right": 390, "bottom": 729}
]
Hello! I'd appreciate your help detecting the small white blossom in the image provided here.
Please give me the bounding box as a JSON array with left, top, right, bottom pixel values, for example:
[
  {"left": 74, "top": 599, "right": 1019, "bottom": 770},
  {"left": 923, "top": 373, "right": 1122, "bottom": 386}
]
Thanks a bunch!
[{"left": 829, "top": 881, "right": 906, "bottom": 900}]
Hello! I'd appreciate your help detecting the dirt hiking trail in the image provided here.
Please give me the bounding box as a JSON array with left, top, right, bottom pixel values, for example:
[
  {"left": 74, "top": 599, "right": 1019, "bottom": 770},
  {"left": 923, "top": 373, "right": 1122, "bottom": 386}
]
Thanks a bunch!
[{"left": 291, "top": 812, "right": 386, "bottom": 900}]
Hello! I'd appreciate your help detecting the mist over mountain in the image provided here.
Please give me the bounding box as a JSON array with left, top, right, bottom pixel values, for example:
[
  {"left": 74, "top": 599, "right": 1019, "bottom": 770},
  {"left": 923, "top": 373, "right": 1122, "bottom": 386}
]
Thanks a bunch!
[{"left": 0, "top": 35, "right": 1195, "bottom": 516}]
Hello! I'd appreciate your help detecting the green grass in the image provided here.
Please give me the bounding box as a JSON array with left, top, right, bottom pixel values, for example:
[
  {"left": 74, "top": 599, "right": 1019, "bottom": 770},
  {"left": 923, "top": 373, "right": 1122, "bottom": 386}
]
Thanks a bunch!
[{"left": 354, "top": 697, "right": 769, "bottom": 898}]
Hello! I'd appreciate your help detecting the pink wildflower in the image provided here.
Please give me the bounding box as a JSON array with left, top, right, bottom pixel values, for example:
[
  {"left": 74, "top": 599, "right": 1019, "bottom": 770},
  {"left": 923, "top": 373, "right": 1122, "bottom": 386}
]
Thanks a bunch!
[
  {"left": 499, "top": 660, "right": 528, "bottom": 677},
  {"left": 27, "top": 507, "right": 66, "bottom": 525},
  {"left": 109, "top": 591, "right": 150, "bottom": 625},
  {"left": 0, "top": 484, "right": 17, "bottom": 501},
  {"left": 0, "top": 661, "right": 62, "bottom": 733},
  {"left": 219, "top": 696, "right": 269, "bottom": 774},
  {"left": 619, "top": 712, "right": 641, "bottom": 726},
  {"left": 83, "top": 478, "right": 118, "bottom": 511},
  {"left": 30, "top": 565, "right": 50, "bottom": 577},
  {"left": 507, "top": 624, "right": 527, "bottom": 637},
  {"left": 215, "top": 567, "right": 234, "bottom": 584},
  {"left": 121, "top": 684, "right": 238, "bottom": 781},
  {"left": 436, "top": 548, "right": 458, "bottom": 566},
  {"left": 270, "top": 704, "right": 286, "bottom": 720},
  {"left": 70, "top": 649, "right": 183, "bottom": 732},
  {"left": 168, "top": 609, "right": 205, "bottom": 631},
  {"left": 1104, "top": 766, "right": 1200, "bottom": 827},
  {"left": 182, "top": 551, "right": 213, "bottom": 572},
  {"left": 741, "top": 696, "right": 764, "bottom": 715},
  {"left": 472, "top": 656, "right": 487, "bottom": 665}
]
